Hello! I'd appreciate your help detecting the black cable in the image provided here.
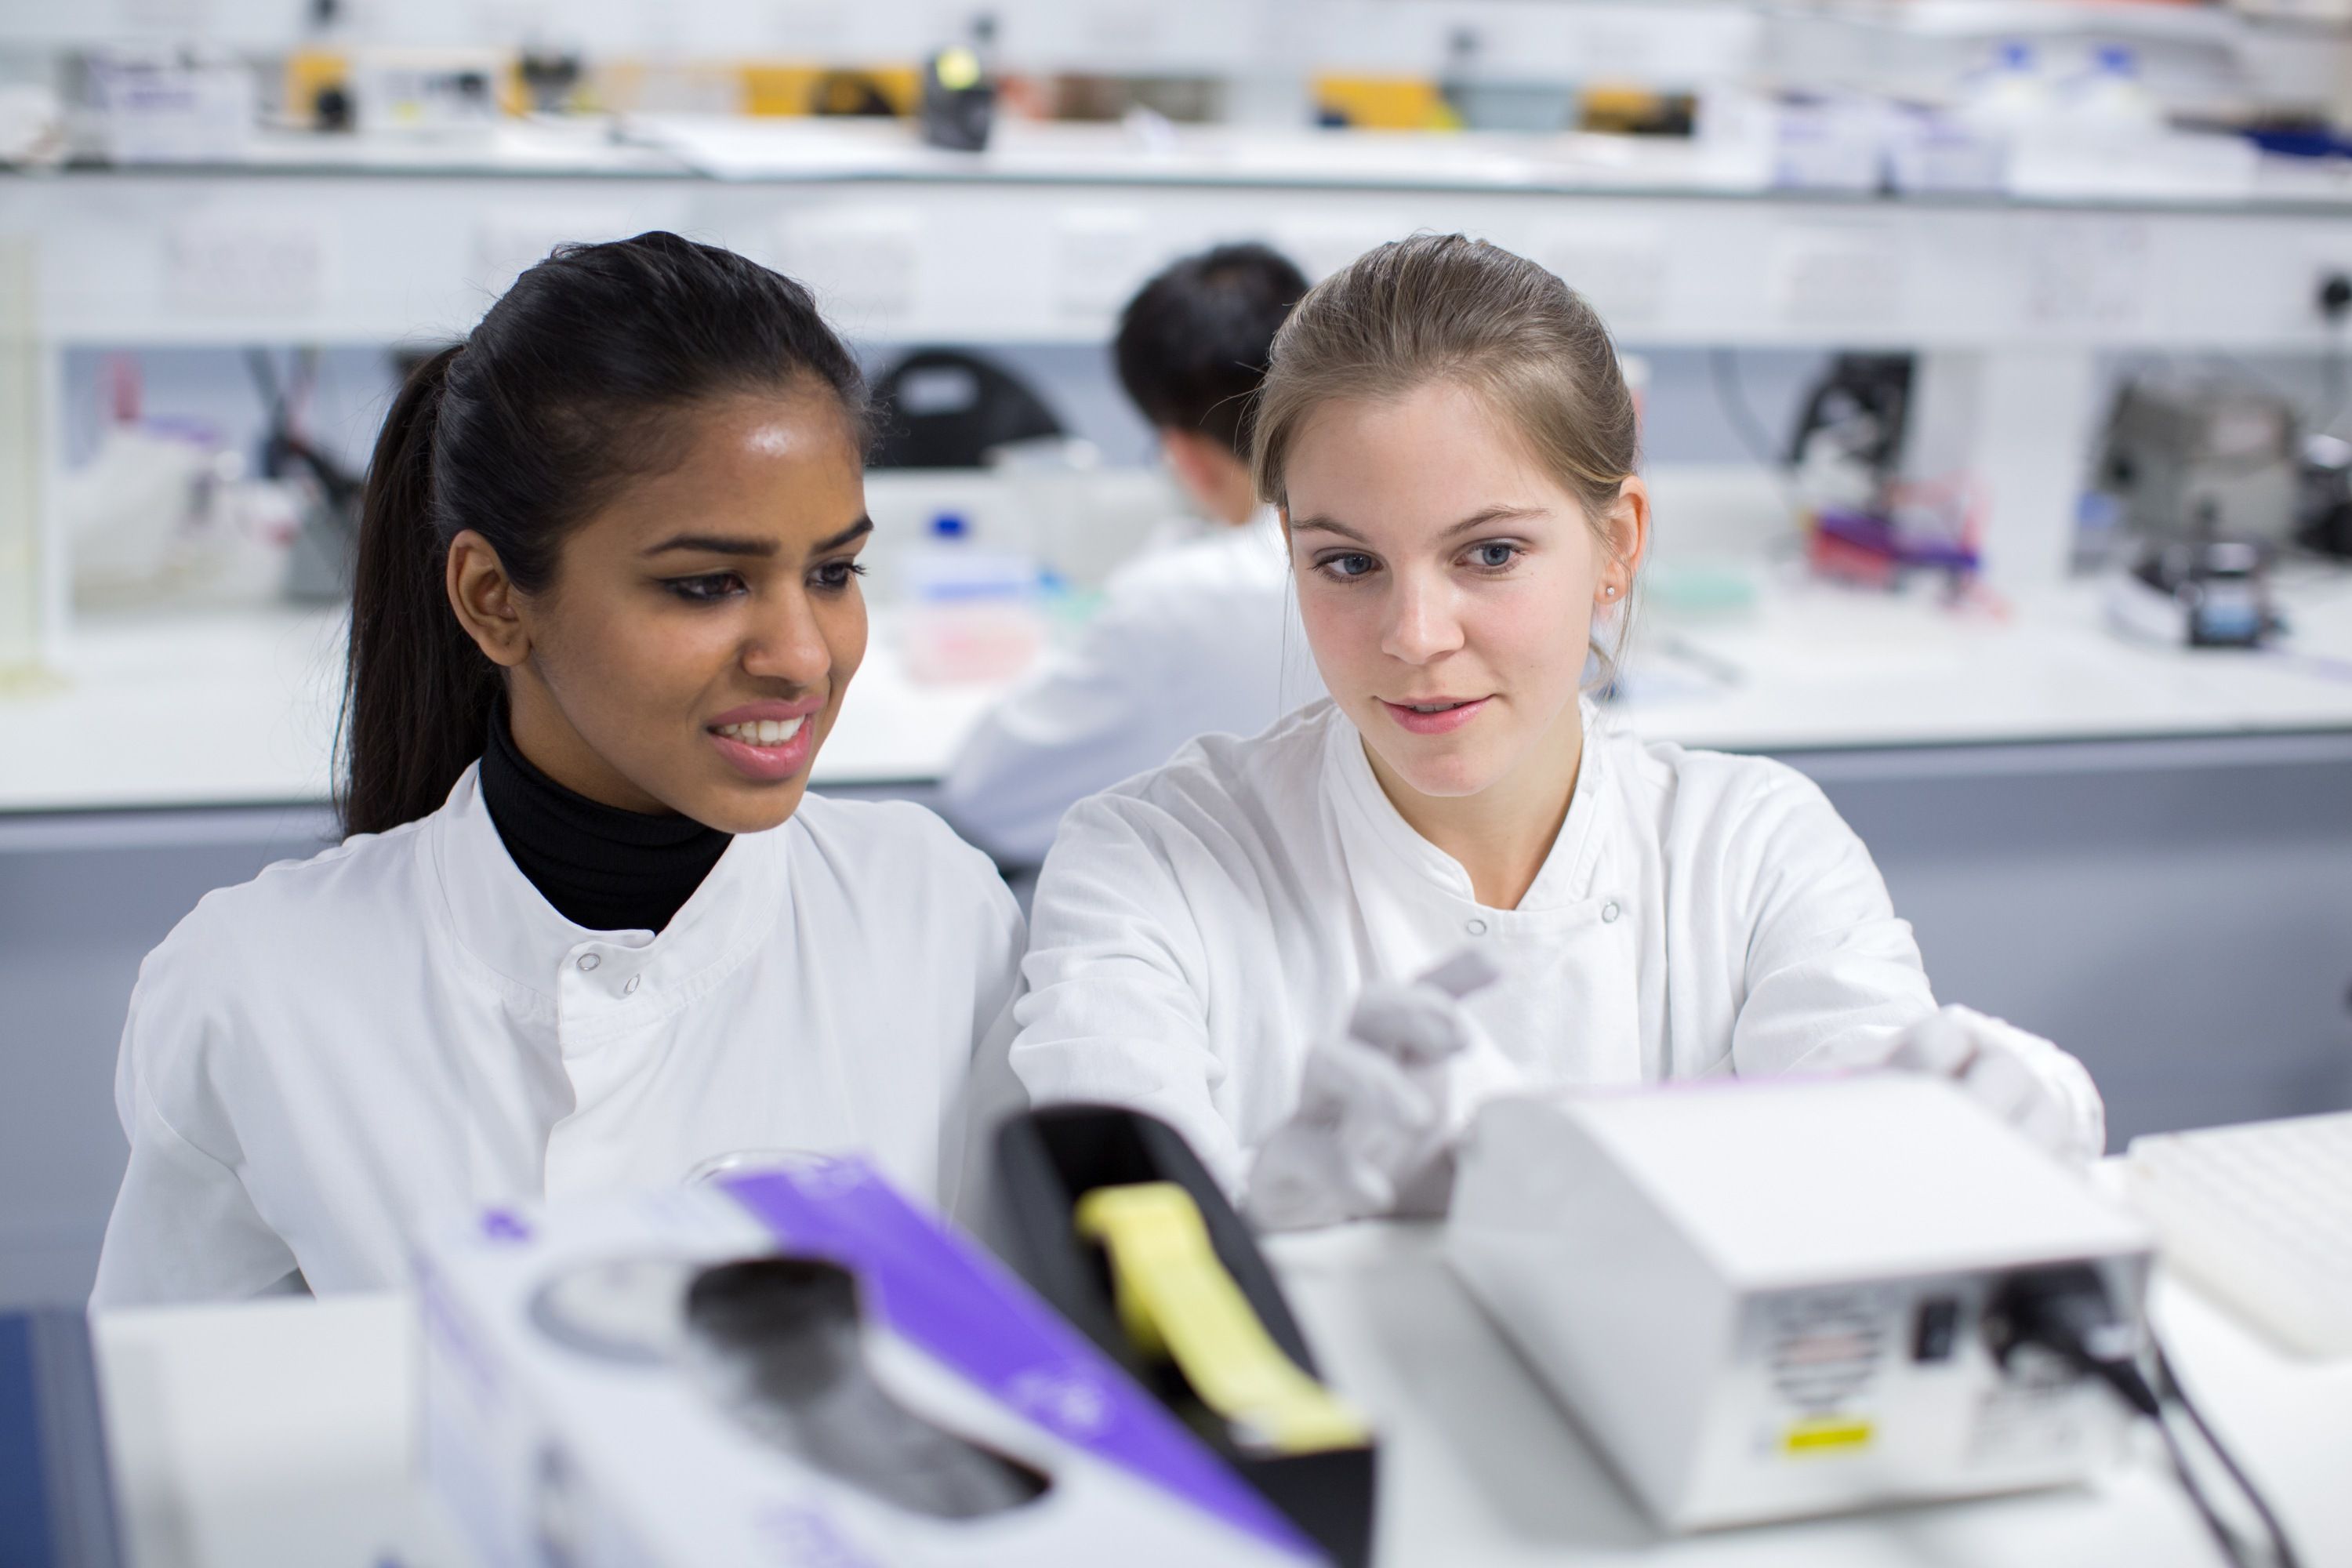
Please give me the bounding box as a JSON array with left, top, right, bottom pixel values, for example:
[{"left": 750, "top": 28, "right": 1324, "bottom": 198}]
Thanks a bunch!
[
  {"left": 1708, "top": 346, "right": 1813, "bottom": 541},
  {"left": 1708, "top": 346, "right": 1788, "bottom": 473},
  {"left": 1990, "top": 1268, "right": 2303, "bottom": 1568},
  {"left": 2096, "top": 1355, "right": 2263, "bottom": 1568},
  {"left": 2154, "top": 1341, "right": 2304, "bottom": 1568}
]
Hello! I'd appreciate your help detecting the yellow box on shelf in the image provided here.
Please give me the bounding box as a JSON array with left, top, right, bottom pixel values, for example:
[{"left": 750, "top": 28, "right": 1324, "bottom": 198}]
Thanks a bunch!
[
  {"left": 1310, "top": 74, "right": 1462, "bottom": 132},
  {"left": 741, "top": 63, "right": 921, "bottom": 118}
]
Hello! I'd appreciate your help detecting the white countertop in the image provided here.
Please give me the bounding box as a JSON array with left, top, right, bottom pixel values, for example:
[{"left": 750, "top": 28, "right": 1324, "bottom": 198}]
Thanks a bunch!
[
  {"left": 89, "top": 1221, "right": 2352, "bottom": 1568},
  {"left": 5, "top": 569, "right": 2350, "bottom": 816}
]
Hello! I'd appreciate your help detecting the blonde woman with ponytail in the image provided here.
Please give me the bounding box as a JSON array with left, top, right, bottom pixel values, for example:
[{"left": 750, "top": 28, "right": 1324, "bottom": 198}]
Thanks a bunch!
[
  {"left": 1011, "top": 235, "right": 2104, "bottom": 1228},
  {"left": 93, "top": 235, "right": 1024, "bottom": 1305}
]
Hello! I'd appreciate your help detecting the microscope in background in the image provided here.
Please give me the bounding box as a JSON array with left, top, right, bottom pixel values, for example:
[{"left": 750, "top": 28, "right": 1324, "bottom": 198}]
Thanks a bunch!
[
  {"left": 2093, "top": 372, "right": 2297, "bottom": 648},
  {"left": 1784, "top": 351, "right": 1984, "bottom": 591}
]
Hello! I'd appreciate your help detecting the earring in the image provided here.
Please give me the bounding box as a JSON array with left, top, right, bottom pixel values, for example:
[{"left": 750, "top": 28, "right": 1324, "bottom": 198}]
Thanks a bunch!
[{"left": 1602, "top": 584, "right": 1619, "bottom": 600}]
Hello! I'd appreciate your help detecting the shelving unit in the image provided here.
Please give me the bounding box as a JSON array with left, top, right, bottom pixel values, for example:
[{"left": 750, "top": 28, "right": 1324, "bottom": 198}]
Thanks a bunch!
[{"left": 11, "top": 111, "right": 2352, "bottom": 662}]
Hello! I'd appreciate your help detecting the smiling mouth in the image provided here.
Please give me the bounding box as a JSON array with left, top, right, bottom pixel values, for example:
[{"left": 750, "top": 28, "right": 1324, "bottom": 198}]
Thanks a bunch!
[{"left": 711, "top": 717, "right": 806, "bottom": 746}]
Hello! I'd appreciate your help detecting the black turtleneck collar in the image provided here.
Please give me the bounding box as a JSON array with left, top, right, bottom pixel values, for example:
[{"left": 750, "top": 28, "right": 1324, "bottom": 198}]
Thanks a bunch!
[{"left": 478, "top": 704, "right": 731, "bottom": 935}]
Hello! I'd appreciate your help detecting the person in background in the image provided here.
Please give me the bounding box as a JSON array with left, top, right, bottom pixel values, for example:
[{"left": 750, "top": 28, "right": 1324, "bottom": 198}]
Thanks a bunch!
[
  {"left": 1007, "top": 235, "right": 2105, "bottom": 1227},
  {"left": 92, "top": 234, "right": 1023, "bottom": 1306},
  {"left": 940, "top": 242, "right": 1326, "bottom": 866}
]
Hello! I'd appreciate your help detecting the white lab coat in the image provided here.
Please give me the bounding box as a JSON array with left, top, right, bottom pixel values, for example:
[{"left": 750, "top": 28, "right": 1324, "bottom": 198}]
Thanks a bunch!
[
  {"left": 941, "top": 510, "right": 1325, "bottom": 865},
  {"left": 1011, "top": 699, "right": 1937, "bottom": 1194},
  {"left": 91, "top": 768, "right": 1025, "bottom": 1308}
]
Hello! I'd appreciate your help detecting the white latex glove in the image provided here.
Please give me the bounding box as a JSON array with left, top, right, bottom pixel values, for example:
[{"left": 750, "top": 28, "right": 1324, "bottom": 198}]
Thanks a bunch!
[
  {"left": 1883, "top": 1004, "right": 2107, "bottom": 1164},
  {"left": 1246, "top": 949, "right": 1523, "bottom": 1231}
]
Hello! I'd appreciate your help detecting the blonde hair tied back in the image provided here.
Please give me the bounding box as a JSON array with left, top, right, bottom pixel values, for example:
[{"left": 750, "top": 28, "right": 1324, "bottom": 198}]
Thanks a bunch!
[{"left": 1249, "top": 232, "right": 1643, "bottom": 682}]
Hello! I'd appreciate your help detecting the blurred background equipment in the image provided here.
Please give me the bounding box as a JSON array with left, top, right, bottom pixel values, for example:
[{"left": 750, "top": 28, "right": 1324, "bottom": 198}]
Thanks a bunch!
[
  {"left": 919, "top": 19, "right": 999, "bottom": 151},
  {"left": 249, "top": 347, "right": 366, "bottom": 603},
  {"left": 2106, "top": 532, "right": 2283, "bottom": 648},
  {"left": 2099, "top": 374, "right": 2302, "bottom": 546},
  {"left": 870, "top": 347, "right": 1066, "bottom": 469}
]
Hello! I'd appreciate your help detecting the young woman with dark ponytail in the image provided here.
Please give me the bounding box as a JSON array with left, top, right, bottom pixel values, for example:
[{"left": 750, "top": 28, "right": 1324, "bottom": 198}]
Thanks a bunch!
[{"left": 93, "top": 234, "right": 1025, "bottom": 1305}]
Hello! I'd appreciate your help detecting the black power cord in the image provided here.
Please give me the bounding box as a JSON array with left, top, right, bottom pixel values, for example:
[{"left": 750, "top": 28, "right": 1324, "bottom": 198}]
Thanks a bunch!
[{"left": 1984, "top": 1265, "right": 2303, "bottom": 1568}]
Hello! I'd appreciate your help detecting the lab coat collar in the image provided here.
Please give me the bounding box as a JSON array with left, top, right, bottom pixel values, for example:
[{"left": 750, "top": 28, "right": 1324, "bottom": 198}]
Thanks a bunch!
[
  {"left": 1324, "top": 697, "right": 1610, "bottom": 915},
  {"left": 425, "top": 765, "right": 785, "bottom": 1012}
]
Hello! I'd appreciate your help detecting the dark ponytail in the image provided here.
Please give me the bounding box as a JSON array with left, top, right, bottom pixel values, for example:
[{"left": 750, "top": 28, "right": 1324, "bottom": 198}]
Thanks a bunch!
[{"left": 336, "top": 232, "right": 869, "bottom": 836}]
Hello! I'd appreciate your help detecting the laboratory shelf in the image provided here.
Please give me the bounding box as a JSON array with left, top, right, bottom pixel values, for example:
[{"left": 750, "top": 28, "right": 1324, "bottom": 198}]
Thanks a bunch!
[{"left": 12, "top": 118, "right": 2352, "bottom": 352}]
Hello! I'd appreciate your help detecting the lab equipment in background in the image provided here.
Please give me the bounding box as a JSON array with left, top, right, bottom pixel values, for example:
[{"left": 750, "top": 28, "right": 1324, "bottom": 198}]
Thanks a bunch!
[
  {"left": 2294, "top": 433, "right": 2352, "bottom": 558},
  {"left": 85, "top": 49, "right": 253, "bottom": 164},
  {"left": 1448, "top": 1075, "right": 2154, "bottom": 1532},
  {"left": 0, "top": 235, "right": 38, "bottom": 679},
  {"left": 1957, "top": 39, "right": 2053, "bottom": 139},
  {"left": 517, "top": 51, "right": 586, "bottom": 116},
  {"left": 347, "top": 50, "right": 503, "bottom": 137},
  {"left": 0, "top": 82, "right": 65, "bottom": 164},
  {"left": 1784, "top": 352, "right": 1986, "bottom": 590},
  {"left": 920, "top": 20, "right": 998, "bottom": 152},
  {"left": 1435, "top": 27, "right": 1575, "bottom": 133},
  {"left": 2097, "top": 374, "right": 2301, "bottom": 546},
  {"left": 248, "top": 347, "right": 366, "bottom": 603},
  {"left": 1790, "top": 352, "right": 1911, "bottom": 514},
  {"left": 419, "top": 1156, "right": 1326, "bottom": 1568},
  {"left": 992, "top": 1105, "right": 1378, "bottom": 1568},
  {"left": 1883, "top": 103, "right": 2007, "bottom": 195},
  {"left": 898, "top": 511, "right": 1046, "bottom": 683},
  {"left": 0, "top": 1307, "right": 125, "bottom": 1568},
  {"left": 64, "top": 361, "right": 276, "bottom": 610},
  {"left": 870, "top": 348, "right": 1065, "bottom": 469},
  {"left": 2127, "top": 1110, "right": 2352, "bottom": 1359},
  {"left": 2104, "top": 531, "right": 2282, "bottom": 648},
  {"left": 1770, "top": 95, "right": 1892, "bottom": 194},
  {"left": 2057, "top": 45, "right": 2166, "bottom": 140}
]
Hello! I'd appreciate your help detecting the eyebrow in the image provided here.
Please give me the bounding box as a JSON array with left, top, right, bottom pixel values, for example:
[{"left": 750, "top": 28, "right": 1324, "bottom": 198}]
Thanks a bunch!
[
  {"left": 1289, "top": 505, "right": 1545, "bottom": 544},
  {"left": 640, "top": 517, "right": 873, "bottom": 558}
]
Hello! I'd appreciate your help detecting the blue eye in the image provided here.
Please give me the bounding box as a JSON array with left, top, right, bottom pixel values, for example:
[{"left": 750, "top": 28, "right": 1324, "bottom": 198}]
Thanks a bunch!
[
  {"left": 1319, "top": 552, "right": 1378, "bottom": 581},
  {"left": 1470, "top": 542, "right": 1520, "bottom": 571}
]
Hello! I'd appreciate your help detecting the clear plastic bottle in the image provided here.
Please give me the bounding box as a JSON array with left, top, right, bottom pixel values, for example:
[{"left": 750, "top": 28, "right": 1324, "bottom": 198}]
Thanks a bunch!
[
  {"left": 898, "top": 512, "right": 1046, "bottom": 684},
  {"left": 1958, "top": 41, "right": 2053, "bottom": 137},
  {"left": 2057, "top": 45, "right": 2163, "bottom": 140}
]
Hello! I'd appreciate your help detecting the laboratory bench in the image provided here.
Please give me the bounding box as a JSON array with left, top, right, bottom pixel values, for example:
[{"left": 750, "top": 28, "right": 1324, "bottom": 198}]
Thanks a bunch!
[{"left": 84, "top": 1219, "right": 2352, "bottom": 1568}]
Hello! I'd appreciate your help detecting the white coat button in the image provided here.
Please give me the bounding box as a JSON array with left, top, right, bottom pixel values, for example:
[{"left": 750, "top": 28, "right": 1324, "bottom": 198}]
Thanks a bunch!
[
  {"left": 622, "top": 975, "right": 641, "bottom": 995},
  {"left": 576, "top": 953, "right": 601, "bottom": 971},
  {"left": 1465, "top": 916, "right": 1489, "bottom": 936},
  {"left": 1602, "top": 902, "right": 1621, "bottom": 924}
]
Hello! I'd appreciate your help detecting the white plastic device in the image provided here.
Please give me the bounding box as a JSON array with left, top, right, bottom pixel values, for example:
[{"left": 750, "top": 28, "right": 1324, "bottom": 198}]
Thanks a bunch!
[
  {"left": 1446, "top": 1073, "right": 2155, "bottom": 1532},
  {"left": 2127, "top": 1109, "right": 2352, "bottom": 1359}
]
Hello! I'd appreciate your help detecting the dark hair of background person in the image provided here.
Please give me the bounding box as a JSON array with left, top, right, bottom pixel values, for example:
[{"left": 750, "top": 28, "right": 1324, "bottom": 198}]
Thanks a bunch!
[
  {"left": 339, "top": 231, "right": 869, "bottom": 837},
  {"left": 1113, "top": 242, "right": 1310, "bottom": 460}
]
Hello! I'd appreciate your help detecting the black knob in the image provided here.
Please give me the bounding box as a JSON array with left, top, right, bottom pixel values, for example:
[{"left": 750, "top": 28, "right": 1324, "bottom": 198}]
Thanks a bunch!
[{"left": 2321, "top": 274, "right": 2352, "bottom": 321}]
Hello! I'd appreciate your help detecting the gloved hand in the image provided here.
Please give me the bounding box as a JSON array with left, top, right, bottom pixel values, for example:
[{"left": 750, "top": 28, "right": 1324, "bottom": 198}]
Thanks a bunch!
[
  {"left": 1245, "top": 949, "right": 1522, "bottom": 1232},
  {"left": 1882, "top": 1004, "right": 2107, "bottom": 1164}
]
